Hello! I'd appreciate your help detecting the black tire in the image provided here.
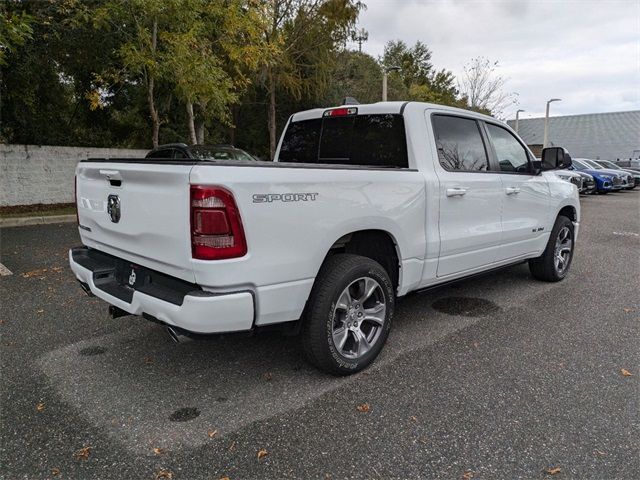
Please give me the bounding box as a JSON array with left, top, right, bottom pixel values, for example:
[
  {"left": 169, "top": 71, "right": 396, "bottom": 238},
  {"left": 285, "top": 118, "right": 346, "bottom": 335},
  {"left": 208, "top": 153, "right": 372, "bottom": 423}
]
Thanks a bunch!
[
  {"left": 528, "top": 215, "right": 575, "bottom": 282},
  {"left": 301, "top": 253, "right": 395, "bottom": 375}
]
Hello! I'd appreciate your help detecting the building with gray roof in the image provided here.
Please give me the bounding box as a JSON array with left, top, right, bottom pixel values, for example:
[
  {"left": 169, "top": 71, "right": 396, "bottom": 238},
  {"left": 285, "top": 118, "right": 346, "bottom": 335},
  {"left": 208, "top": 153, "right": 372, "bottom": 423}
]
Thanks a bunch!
[{"left": 508, "top": 110, "right": 640, "bottom": 160}]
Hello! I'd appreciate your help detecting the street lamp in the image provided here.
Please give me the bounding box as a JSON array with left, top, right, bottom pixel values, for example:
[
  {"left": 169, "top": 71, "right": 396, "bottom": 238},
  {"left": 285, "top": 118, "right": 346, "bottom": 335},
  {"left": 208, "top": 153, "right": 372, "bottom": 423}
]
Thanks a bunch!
[
  {"left": 514, "top": 109, "right": 525, "bottom": 134},
  {"left": 543, "top": 98, "right": 561, "bottom": 148},
  {"left": 382, "top": 66, "right": 401, "bottom": 102}
]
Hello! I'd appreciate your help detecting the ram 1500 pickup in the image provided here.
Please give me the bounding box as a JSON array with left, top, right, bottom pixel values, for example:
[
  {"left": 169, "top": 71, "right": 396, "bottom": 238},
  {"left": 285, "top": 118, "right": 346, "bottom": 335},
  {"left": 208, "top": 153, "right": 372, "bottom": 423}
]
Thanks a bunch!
[{"left": 70, "top": 101, "right": 580, "bottom": 375}]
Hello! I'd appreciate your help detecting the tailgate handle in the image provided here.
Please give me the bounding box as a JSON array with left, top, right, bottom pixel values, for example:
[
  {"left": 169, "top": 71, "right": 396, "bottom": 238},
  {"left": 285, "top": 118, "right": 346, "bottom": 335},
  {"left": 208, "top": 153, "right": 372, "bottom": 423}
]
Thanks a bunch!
[{"left": 99, "top": 169, "right": 123, "bottom": 187}]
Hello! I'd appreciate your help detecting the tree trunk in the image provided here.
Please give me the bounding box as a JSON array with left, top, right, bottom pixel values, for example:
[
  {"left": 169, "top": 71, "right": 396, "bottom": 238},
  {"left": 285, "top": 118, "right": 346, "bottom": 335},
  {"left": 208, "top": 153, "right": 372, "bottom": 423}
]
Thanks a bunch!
[
  {"left": 267, "top": 68, "right": 277, "bottom": 160},
  {"left": 147, "top": 17, "right": 160, "bottom": 148},
  {"left": 196, "top": 119, "right": 205, "bottom": 145},
  {"left": 227, "top": 104, "right": 237, "bottom": 146},
  {"left": 186, "top": 101, "right": 197, "bottom": 145}
]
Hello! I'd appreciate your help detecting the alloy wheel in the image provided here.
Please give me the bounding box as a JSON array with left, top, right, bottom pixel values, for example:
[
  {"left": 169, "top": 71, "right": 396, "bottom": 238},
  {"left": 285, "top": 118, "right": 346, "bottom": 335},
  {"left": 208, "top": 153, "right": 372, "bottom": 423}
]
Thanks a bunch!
[{"left": 331, "top": 277, "right": 386, "bottom": 359}]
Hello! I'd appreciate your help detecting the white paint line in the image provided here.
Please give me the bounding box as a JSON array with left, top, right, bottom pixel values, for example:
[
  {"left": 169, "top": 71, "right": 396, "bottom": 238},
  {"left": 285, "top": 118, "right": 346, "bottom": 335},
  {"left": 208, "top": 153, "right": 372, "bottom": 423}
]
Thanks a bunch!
[{"left": 0, "top": 262, "right": 13, "bottom": 276}]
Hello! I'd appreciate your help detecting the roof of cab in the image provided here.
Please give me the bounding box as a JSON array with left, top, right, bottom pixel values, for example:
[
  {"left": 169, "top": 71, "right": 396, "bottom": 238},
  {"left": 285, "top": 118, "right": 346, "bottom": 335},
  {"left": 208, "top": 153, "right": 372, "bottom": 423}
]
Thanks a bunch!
[{"left": 290, "top": 101, "right": 498, "bottom": 123}]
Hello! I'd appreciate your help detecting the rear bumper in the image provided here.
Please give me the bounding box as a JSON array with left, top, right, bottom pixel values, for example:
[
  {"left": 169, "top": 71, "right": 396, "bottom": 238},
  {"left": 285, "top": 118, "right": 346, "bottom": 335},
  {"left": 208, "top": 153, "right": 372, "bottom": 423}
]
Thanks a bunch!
[{"left": 69, "top": 246, "right": 254, "bottom": 333}]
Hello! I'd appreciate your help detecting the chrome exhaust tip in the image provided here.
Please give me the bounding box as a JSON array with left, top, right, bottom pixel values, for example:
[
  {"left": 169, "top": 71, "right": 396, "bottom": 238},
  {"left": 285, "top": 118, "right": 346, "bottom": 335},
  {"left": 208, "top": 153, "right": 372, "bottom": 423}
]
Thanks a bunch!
[
  {"left": 78, "top": 281, "right": 94, "bottom": 297},
  {"left": 166, "top": 326, "right": 182, "bottom": 343}
]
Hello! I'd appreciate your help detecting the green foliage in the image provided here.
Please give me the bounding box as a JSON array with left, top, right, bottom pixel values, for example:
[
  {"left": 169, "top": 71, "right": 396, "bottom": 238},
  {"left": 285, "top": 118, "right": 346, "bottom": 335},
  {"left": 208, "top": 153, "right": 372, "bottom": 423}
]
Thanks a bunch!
[
  {"left": 380, "top": 39, "right": 461, "bottom": 106},
  {"left": 0, "top": 3, "right": 34, "bottom": 66},
  {"left": 1, "top": 1, "right": 510, "bottom": 152}
]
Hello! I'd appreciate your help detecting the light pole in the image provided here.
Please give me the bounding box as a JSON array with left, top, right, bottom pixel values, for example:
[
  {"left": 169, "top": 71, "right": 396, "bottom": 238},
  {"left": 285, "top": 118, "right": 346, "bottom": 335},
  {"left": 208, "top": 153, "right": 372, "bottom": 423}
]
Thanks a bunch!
[
  {"left": 514, "top": 109, "right": 525, "bottom": 134},
  {"left": 543, "top": 99, "right": 561, "bottom": 148},
  {"left": 382, "top": 66, "right": 401, "bottom": 102}
]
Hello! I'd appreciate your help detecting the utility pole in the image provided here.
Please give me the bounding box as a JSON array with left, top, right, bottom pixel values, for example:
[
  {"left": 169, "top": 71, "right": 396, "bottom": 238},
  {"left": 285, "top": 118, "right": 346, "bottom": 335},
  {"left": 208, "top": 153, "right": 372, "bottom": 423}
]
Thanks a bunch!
[
  {"left": 382, "top": 66, "right": 401, "bottom": 102},
  {"left": 543, "top": 99, "right": 561, "bottom": 148}
]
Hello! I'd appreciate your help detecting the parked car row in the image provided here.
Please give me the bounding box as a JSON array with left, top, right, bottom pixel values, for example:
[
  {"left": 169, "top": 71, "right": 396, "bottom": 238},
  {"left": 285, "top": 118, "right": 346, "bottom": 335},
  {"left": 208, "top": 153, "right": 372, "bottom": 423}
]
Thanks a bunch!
[{"left": 553, "top": 157, "right": 638, "bottom": 195}]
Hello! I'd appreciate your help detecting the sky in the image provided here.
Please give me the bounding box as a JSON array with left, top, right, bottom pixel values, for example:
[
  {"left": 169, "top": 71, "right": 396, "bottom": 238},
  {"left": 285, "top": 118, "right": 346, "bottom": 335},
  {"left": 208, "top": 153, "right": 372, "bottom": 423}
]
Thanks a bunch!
[{"left": 350, "top": 0, "right": 639, "bottom": 120}]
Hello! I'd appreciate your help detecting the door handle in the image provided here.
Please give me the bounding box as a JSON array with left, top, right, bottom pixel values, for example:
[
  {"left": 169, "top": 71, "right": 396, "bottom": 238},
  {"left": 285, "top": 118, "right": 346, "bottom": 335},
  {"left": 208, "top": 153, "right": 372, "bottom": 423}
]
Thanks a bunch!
[
  {"left": 505, "top": 187, "right": 520, "bottom": 195},
  {"left": 446, "top": 187, "right": 468, "bottom": 197}
]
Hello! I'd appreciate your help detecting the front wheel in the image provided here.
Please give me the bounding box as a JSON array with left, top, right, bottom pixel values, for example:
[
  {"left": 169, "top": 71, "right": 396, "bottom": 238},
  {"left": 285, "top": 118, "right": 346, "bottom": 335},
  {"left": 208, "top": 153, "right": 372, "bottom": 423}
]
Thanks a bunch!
[
  {"left": 529, "top": 215, "right": 575, "bottom": 282},
  {"left": 301, "top": 254, "right": 395, "bottom": 375}
]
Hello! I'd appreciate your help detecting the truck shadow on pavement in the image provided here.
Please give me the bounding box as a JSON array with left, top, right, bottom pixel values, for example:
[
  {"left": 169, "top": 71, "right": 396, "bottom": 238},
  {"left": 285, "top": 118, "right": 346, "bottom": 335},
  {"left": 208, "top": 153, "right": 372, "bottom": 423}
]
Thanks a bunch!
[{"left": 37, "top": 263, "right": 532, "bottom": 453}]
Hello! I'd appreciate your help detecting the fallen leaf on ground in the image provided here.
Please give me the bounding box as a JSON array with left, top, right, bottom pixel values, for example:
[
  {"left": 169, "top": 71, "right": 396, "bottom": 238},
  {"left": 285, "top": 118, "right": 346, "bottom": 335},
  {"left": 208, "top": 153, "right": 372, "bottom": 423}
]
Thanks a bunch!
[
  {"left": 462, "top": 471, "right": 474, "bottom": 479},
  {"left": 594, "top": 450, "right": 606, "bottom": 456},
  {"left": 155, "top": 470, "right": 173, "bottom": 479},
  {"left": 74, "top": 446, "right": 91, "bottom": 460},
  {"left": 621, "top": 369, "right": 633, "bottom": 376},
  {"left": 36, "top": 402, "right": 45, "bottom": 412},
  {"left": 546, "top": 467, "right": 561, "bottom": 475},
  {"left": 410, "top": 416, "right": 418, "bottom": 422},
  {"left": 36, "top": 309, "right": 44, "bottom": 314},
  {"left": 51, "top": 467, "right": 60, "bottom": 476},
  {"left": 207, "top": 429, "right": 218, "bottom": 438},
  {"left": 228, "top": 441, "right": 236, "bottom": 451},
  {"left": 153, "top": 447, "right": 164, "bottom": 455},
  {"left": 622, "top": 308, "right": 634, "bottom": 313},
  {"left": 356, "top": 403, "right": 370, "bottom": 413},
  {"left": 143, "top": 357, "right": 153, "bottom": 365},
  {"left": 22, "top": 268, "right": 48, "bottom": 278},
  {"left": 219, "top": 476, "right": 230, "bottom": 480},
  {"left": 264, "top": 372, "right": 273, "bottom": 381},
  {"left": 257, "top": 448, "right": 268, "bottom": 460}
]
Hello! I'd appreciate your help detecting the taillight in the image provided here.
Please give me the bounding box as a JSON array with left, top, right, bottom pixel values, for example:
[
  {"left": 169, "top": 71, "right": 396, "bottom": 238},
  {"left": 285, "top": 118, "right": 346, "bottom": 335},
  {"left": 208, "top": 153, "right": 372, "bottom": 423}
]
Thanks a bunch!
[
  {"left": 190, "top": 185, "right": 247, "bottom": 260},
  {"left": 74, "top": 175, "right": 79, "bottom": 225}
]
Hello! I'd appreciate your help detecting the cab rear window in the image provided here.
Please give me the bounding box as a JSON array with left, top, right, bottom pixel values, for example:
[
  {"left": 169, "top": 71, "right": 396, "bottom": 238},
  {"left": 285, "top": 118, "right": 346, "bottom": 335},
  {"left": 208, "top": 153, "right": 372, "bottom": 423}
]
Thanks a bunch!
[{"left": 278, "top": 114, "right": 408, "bottom": 168}]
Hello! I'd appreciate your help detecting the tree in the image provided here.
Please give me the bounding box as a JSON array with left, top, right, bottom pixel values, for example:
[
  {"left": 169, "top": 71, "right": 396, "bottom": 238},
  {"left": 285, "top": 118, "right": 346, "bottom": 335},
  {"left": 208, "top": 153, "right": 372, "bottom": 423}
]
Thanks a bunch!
[
  {"left": 258, "top": 0, "right": 363, "bottom": 158},
  {"left": 457, "top": 57, "right": 517, "bottom": 117},
  {"left": 0, "top": 4, "right": 33, "bottom": 66},
  {"left": 380, "top": 40, "right": 460, "bottom": 106},
  {"left": 164, "top": 1, "right": 266, "bottom": 145},
  {"left": 325, "top": 50, "right": 381, "bottom": 104}
]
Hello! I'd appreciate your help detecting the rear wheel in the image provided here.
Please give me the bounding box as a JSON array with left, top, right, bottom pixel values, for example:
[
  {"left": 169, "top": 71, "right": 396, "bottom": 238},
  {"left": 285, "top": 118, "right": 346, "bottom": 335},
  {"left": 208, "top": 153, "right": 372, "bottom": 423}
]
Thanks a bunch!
[
  {"left": 301, "top": 254, "right": 394, "bottom": 375},
  {"left": 529, "top": 215, "right": 575, "bottom": 282}
]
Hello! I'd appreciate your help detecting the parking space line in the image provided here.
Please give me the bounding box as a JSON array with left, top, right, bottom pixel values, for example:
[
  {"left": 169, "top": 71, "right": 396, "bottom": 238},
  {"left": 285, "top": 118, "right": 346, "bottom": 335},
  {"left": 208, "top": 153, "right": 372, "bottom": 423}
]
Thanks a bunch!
[{"left": 0, "top": 263, "right": 12, "bottom": 276}]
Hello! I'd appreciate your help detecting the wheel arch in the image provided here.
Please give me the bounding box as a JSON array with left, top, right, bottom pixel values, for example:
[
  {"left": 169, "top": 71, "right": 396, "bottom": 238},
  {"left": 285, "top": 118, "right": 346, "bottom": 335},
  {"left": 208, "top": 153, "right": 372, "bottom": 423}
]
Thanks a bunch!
[
  {"left": 323, "top": 229, "right": 403, "bottom": 293},
  {"left": 557, "top": 204, "right": 578, "bottom": 222}
]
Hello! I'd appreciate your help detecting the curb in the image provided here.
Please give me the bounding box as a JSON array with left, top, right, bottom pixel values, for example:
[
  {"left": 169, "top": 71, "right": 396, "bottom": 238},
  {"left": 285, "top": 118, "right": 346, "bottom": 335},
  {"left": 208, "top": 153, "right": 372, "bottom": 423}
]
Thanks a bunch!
[{"left": 0, "top": 214, "right": 77, "bottom": 228}]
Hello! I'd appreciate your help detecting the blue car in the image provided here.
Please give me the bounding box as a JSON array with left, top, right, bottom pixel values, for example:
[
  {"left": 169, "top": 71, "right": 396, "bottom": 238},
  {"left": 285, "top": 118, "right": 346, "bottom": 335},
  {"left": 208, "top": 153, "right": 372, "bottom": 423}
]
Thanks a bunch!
[{"left": 570, "top": 158, "right": 618, "bottom": 194}]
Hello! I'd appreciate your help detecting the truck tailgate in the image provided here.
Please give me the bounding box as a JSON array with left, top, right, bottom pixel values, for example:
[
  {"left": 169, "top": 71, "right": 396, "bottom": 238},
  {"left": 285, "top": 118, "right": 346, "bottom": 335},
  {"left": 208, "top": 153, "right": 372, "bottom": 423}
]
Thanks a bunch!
[{"left": 76, "top": 161, "right": 195, "bottom": 282}]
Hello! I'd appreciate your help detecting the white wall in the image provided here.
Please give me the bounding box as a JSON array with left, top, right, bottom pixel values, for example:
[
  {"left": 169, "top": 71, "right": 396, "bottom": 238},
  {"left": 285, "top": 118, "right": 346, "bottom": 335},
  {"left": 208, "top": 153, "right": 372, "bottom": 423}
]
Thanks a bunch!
[{"left": 0, "top": 144, "right": 148, "bottom": 207}]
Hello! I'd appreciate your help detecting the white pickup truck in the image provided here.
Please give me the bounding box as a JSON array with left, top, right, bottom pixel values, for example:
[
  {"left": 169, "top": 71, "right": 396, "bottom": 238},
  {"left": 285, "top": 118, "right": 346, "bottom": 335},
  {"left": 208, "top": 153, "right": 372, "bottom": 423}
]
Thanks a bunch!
[{"left": 70, "top": 101, "right": 580, "bottom": 375}]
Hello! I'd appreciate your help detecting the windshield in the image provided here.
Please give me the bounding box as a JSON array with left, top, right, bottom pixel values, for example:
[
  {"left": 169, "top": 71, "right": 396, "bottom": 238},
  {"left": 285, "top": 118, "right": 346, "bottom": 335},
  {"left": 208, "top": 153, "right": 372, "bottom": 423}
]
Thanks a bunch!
[
  {"left": 190, "top": 147, "right": 256, "bottom": 161},
  {"left": 582, "top": 159, "right": 602, "bottom": 169},
  {"left": 572, "top": 159, "right": 590, "bottom": 170},
  {"left": 598, "top": 160, "right": 620, "bottom": 170}
]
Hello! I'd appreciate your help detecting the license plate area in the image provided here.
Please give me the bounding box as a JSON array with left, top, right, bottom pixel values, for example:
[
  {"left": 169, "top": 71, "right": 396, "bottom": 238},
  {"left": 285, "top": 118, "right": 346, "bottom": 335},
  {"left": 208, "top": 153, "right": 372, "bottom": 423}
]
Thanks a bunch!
[{"left": 72, "top": 247, "right": 200, "bottom": 306}]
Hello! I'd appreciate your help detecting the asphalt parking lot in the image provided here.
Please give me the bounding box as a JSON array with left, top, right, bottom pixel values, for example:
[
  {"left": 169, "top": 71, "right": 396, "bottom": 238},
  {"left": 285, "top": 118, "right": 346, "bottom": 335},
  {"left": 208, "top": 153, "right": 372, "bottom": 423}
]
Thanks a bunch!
[{"left": 1, "top": 191, "right": 638, "bottom": 480}]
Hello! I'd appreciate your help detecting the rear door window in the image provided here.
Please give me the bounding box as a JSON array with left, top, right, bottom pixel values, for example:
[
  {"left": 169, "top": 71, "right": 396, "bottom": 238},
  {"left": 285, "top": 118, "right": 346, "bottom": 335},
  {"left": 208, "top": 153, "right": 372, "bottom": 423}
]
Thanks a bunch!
[
  {"left": 279, "top": 114, "right": 408, "bottom": 168},
  {"left": 431, "top": 115, "right": 489, "bottom": 171}
]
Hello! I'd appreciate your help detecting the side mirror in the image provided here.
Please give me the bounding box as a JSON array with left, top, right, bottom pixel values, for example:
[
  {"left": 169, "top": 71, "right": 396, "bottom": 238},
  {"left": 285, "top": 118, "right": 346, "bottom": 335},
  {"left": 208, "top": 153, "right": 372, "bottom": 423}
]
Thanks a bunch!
[{"left": 542, "top": 147, "right": 572, "bottom": 170}]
